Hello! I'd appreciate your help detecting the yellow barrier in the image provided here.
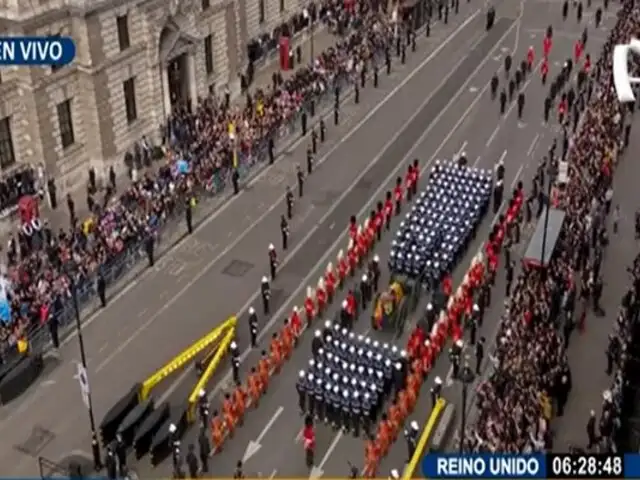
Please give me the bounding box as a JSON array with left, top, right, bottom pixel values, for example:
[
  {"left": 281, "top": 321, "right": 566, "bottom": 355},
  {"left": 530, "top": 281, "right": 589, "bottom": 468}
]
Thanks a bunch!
[
  {"left": 139, "top": 316, "right": 237, "bottom": 401},
  {"left": 403, "top": 398, "right": 446, "bottom": 480},
  {"left": 186, "top": 327, "right": 235, "bottom": 423}
]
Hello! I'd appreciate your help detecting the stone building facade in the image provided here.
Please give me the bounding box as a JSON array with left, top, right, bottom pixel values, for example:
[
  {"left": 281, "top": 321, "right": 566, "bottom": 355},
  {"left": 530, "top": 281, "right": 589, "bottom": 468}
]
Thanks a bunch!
[{"left": 0, "top": 0, "right": 308, "bottom": 195}]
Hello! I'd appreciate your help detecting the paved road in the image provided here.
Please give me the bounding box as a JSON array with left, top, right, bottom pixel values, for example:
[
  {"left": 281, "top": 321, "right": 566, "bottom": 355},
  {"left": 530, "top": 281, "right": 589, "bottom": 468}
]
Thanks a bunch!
[
  {"left": 0, "top": 2, "right": 489, "bottom": 476},
  {"left": 153, "top": 0, "right": 622, "bottom": 477},
  {"left": 1, "top": 0, "right": 621, "bottom": 477},
  {"left": 431, "top": 0, "right": 627, "bottom": 465}
]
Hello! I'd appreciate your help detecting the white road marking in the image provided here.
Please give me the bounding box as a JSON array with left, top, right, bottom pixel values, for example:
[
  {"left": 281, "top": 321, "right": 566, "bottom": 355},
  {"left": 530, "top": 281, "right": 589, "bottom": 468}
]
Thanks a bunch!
[
  {"left": 93, "top": 21, "right": 487, "bottom": 378},
  {"left": 53, "top": 8, "right": 484, "bottom": 359},
  {"left": 527, "top": 133, "right": 541, "bottom": 157},
  {"left": 469, "top": 86, "right": 478, "bottom": 93}
]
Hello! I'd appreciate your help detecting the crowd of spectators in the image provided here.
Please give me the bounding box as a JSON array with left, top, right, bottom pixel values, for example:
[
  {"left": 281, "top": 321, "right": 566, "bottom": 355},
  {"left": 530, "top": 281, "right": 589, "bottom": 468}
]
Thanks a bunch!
[
  {"left": 0, "top": 0, "right": 396, "bottom": 355},
  {"left": 461, "top": 0, "right": 638, "bottom": 453}
]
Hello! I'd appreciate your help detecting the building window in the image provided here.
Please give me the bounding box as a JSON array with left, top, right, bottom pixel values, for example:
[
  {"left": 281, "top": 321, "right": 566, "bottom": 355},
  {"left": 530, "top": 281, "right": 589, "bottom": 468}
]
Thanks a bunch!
[
  {"left": 201, "top": 0, "right": 210, "bottom": 9},
  {"left": 123, "top": 77, "right": 137, "bottom": 123},
  {"left": 0, "top": 117, "right": 15, "bottom": 170},
  {"left": 279, "top": 0, "right": 284, "bottom": 12},
  {"left": 57, "top": 100, "right": 75, "bottom": 149},
  {"left": 258, "top": 0, "right": 265, "bottom": 23},
  {"left": 117, "top": 15, "right": 130, "bottom": 51},
  {"left": 204, "top": 35, "right": 214, "bottom": 75}
]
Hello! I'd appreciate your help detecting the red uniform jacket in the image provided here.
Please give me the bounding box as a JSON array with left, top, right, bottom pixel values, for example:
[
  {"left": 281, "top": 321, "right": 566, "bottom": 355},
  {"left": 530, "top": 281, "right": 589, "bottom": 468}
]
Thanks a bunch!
[
  {"left": 346, "top": 292, "right": 356, "bottom": 316},
  {"left": 541, "top": 60, "right": 548, "bottom": 77},
  {"left": 304, "top": 297, "right": 315, "bottom": 318},
  {"left": 394, "top": 185, "right": 403, "bottom": 202},
  {"left": 543, "top": 36, "right": 551, "bottom": 57},
  {"left": 527, "top": 48, "right": 534, "bottom": 66},
  {"left": 574, "top": 41, "right": 583, "bottom": 62},
  {"left": 303, "top": 426, "right": 315, "bottom": 450},
  {"left": 349, "top": 222, "right": 357, "bottom": 241},
  {"left": 384, "top": 199, "right": 393, "bottom": 220}
]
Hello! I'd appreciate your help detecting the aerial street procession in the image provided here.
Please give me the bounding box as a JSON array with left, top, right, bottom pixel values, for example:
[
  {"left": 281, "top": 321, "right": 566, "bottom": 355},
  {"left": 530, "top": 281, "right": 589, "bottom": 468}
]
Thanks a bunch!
[{"left": 0, "top": 0, "right": 638, "bottom": 478}]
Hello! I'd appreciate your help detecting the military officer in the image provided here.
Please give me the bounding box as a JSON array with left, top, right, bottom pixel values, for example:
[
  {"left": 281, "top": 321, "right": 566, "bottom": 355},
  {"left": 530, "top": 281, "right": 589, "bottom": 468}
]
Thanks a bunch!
[
  {"left": 248, "top": 307, "right": 258, "bottom": 347},
  {"left": 261, "top": 277, "right": 271, "bottom": 315},
  {"left": 281, "top": 215, "right": 290, "bottom": 250}
]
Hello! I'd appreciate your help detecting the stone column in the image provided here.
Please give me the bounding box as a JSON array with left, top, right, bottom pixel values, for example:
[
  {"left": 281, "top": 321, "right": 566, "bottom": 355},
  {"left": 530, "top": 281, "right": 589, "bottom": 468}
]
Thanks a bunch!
[
  {"left": 161, "top": 64, "right": 171, "bottom": 119},
  {"left": 187, "top": 51, "right": 197, "bottom": 110}
]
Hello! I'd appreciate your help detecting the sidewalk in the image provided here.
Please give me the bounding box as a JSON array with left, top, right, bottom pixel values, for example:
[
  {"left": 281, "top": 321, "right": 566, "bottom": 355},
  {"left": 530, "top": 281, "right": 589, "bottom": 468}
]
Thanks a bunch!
[
  {"left": 550, "top": 127, "right": 640, "bottom": 451},
  {"left": 1, "top": 26, "right": 341, "bottom": 241}
]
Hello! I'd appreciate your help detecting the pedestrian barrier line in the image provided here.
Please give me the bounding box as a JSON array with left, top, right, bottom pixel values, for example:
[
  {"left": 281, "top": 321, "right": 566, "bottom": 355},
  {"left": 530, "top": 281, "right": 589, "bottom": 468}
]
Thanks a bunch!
[
  {"left": 139, "top": 316, "right": 237, "bottom": 401},
  {"left": 403, "top": 398, "right": 447, "bottom": 480},
  {"left": 186, "top": 327, "right": 235, "bottom": 423}
]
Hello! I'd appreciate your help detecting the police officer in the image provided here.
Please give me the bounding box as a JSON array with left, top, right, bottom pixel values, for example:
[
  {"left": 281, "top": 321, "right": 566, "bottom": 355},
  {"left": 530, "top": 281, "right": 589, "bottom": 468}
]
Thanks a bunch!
[
  {"left": 508, "top": 79, "right": 515, "bottom": 102},
  {"left": 475, "top": 337, "right": 485, "bottom": 374},
  {"left": 307, "top": 145, "right": 314, "bottom": 174},
  {"left": 506, "top": 259, "right": 514, "bottom": 296},
  {"left": 491, "top": 73, "right": 499, "bottom": 99},
  {"left": 281, "top": 214, "right": 289, "bottom": 250},
  {"left": 115, "top": 434, "right": 127, "bottom": 477},
  {"left": 444, "top": 1, "right": 449, "bottom": 23},
  {"left": 424, "top": 302, "right": 436, "bottom": 332},
  {"left": 515, "top": 69, "right": 522, "bottom": 89},
  {"left": 261, "top": 276, "right": 271, "bottom": 315},
  {"left": 500, "top": 88, "right": 507, "bottom": 114},
  {"left": 374, "top": 63, "right": 379, "bottom": 87},
  {"left": 242, "top": 309, "right": 256, "bottom": 351},
  {"left": 320, "top": 118, "right": 326, "bottom": 142},
  {"left": 197, "top": 388, "right": 209, "bottom": 428},
  {"left": 286, "top": 186, "right": 294, "bottom": 219},
  {"left": 234, "top": 460, "right": 245, "bottom": 478},
  {"left": 562, "top": 0, "right": 568, "bottom": 20},
  {"left": 297, "top": 164, "right": 305, "bottom": 197},
  {"left": 517, "top": 92, "right": 525, "bottom": 119},
  {"left": 355, "top": 82, "right": 360, "bottom": 104},
  {"left": 504, "top": 54, "right": 512, "bottom": 77},
  {"left": 468, "top": 309, "right": 478, "bottom": 345},
  {"left": 198, "top": 428, "right": 211, "bottom": 473},
  {"left": 385, "top": 47, "right": 391, "bottom": 75},
  {"left": 301, "top": 109, "right": 308, "bottom": 136},
  {"left": 297, "top": 370, "right": 308, "bottom": 413},
  {"left": 186, "top": 443, "right": 199, "bottom": 478},
  {"left": 595, "top": 7, "right": 602, "bottom": 28},
  {"left": 449, "top": 339, "right": 463, "bottom": 378},
  {"left": 232, "top": 168, "right": 240, "bottom": 195},
  {"left": 577, "top": 1, "right": 583, "bottom": 22},
  {"left": 268, "top": 244, "right": 278, "bottom": 280},
  {"left": 371, "top": 255, "right": 381, "bottom": 292},
  {"left": 146, "top": 234, "right": 155, "bottom": 267},
  {"left": 430, "top": 376, "right": 442, "bottom": 407},
  {"left": 360, "top": 274, "right": 371, "bottom": 309},
  {"left": 493, "top": 179, "right": 504, "bottom": 214},
  {"left": 268, "top": 136, "right": 275, "bottom": 164},
  {"left": 97, "top": 272, "right": 106, "bottom": 308},
  {"left": 230, "top": 340, "right": 240, "bottom": 383},
  {"left": 312, "top": 129, "right": 318, "bottom": 154},
  {"left": 105, "top": 446, "right": 117, "bottom": 480},
  {"left": 334, "top": 104, "right": 340, "bottom": 125},
  {"left": 401, "top": 43, "right": 406, "bottom": 64},
  {"left": 404, "top": 421, "right": 420, "bottom": 459},
  {"left": 544, "top": 96, "right": 551, "bottom": 123}
]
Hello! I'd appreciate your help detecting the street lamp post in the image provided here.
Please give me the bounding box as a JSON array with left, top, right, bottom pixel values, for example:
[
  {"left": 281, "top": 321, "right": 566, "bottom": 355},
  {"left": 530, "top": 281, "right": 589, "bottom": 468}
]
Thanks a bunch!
[
  {"left": 539, "top": 177, "right": 553, "bottom": 272},
  {"left": 458, "top": 358, "right": 476, "bottom": 454},
  {"left": 70, "top": 274, "right": 103, "bottom": 471}
]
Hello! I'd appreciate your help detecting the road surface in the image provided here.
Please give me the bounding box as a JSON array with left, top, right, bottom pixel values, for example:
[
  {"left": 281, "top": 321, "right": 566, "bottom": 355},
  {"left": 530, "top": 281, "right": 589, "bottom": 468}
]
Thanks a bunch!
[
  {"left": 0, "top": 1, "right": 489, "bottom": 475},
  {"left": 0, "top": 0, "right": 620, "bottom": 477}
]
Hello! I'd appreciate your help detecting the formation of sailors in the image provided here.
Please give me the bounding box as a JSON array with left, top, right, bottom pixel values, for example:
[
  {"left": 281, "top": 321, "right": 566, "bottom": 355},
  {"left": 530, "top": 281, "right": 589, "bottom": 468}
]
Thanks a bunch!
[{"left": 296, "top": 321, "right": 408, "bottom": 438}]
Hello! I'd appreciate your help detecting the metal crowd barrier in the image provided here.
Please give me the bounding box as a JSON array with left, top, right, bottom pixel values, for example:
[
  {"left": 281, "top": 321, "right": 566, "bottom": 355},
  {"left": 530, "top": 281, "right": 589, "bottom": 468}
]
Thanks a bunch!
[{"left": 7, "top": 43, "right": 388, "bottom": 359}]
